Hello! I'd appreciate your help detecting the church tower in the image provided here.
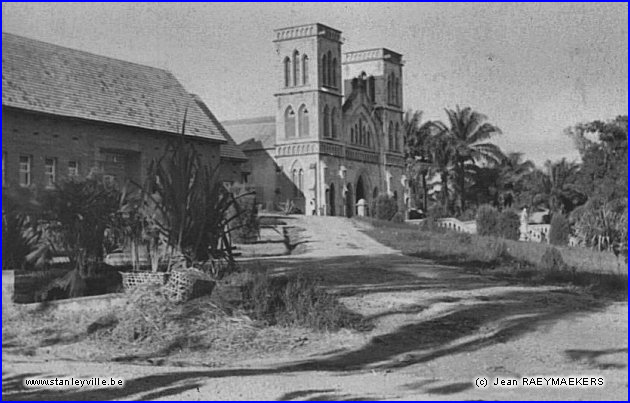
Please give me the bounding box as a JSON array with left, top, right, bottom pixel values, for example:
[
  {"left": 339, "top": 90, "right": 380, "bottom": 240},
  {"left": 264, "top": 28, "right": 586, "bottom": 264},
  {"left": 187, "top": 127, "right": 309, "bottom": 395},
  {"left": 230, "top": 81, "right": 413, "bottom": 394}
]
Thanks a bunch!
[
  {"left": 342, "top": 49, "right": 406, "bottom": 203},
  {"left": 273, "top": 23, "right": 343, "bottom": 214}
]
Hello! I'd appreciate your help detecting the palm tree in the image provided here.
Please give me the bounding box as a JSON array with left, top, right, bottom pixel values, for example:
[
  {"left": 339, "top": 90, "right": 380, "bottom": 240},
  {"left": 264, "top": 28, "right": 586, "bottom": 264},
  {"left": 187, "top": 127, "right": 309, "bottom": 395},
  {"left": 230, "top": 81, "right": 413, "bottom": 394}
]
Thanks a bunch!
[
  {"left": 498, "top": 152, "right": 535, "bottom": 208},
  {"left": 429, "top": 131, "right": 456, "bottom": 215},
  {"left": 528, "top": 158, "right": 584, "bottom": 213},
  {"left": 403, "top": 110, "right": 434, "bottom": 211},
  {"left": 433, "top": 106, "right": 504, "bottom": 214}
]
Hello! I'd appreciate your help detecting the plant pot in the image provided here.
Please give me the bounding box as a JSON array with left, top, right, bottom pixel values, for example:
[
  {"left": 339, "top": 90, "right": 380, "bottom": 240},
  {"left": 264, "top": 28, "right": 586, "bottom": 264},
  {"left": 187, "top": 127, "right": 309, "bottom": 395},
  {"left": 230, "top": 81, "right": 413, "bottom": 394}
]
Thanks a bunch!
[{"left": 120, "top": 271, "right": 168, "bottom": 291}]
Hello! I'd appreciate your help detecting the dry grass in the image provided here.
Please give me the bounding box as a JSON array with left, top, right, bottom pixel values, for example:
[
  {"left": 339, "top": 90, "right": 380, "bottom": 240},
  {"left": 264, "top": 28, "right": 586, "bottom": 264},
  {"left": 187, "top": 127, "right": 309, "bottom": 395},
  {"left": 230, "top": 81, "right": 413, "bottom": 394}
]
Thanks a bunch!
[
  {"left": 3, "top": 280, "right": 367, "bottom": 365},
  {"left": 359, "top": 217, "right": 627, "bottom": 295}
]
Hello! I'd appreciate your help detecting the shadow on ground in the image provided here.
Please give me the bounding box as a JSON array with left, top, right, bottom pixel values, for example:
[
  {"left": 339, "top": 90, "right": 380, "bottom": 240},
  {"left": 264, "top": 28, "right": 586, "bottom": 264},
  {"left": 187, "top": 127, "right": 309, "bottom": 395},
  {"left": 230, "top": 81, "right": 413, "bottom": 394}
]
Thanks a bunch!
[{"left": 3, "top": 253, "right": 623, "bottom": 401}]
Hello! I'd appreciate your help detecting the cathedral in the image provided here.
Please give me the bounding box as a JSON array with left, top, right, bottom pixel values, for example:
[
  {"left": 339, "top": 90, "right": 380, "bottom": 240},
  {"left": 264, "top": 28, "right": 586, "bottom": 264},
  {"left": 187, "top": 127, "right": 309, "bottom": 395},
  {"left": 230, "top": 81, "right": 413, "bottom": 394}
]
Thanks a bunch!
[{"left": 223, "top": 23, "right": 408, "bottom": 217}]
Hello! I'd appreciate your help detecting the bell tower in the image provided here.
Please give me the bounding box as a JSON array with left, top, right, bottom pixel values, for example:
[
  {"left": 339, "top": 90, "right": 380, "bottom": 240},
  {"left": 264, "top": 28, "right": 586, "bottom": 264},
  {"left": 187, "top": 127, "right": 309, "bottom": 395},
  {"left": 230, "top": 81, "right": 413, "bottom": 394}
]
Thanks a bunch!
[
  {"left": 273, "top": 23, "right": 343, "bottom": 144},
  {"left": 272, "top": 23, "right": 344, "bottom": 215}
]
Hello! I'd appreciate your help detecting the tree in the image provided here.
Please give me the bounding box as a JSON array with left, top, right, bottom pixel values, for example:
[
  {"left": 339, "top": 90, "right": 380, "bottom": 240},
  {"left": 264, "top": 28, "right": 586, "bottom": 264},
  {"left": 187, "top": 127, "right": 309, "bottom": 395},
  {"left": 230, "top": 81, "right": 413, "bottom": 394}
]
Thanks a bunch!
[
  {"left": 498, "top": 152, "right": 535, "bottom": 209},
  {"left": 429, "top": 131, "right": 456, "bottom": 215},
  {"left": 433, "top": 106, "right": 504, "bottom": 214},
  {"left": 403, "top": 110, "right": 434, "bottom": 211},
  {"left": 528, "top": 158, "right": 584, "bottom": 214},
  {"left": 565, "top": 115, "right": 627, "bottom": 203}
]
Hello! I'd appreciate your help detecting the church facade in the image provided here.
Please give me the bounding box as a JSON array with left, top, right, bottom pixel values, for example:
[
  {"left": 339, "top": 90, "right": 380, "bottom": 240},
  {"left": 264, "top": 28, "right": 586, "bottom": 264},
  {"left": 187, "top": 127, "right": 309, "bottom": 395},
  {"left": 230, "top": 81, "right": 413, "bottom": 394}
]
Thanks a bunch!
[{"left": 223, "top": 23, "right": 408, "bottom": 216}]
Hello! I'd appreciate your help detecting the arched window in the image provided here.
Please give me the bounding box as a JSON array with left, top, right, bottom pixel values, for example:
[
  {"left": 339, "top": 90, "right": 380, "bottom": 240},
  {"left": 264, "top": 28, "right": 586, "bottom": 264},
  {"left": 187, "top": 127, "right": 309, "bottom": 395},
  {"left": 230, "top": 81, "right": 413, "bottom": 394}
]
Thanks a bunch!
[
  {"left": 395, "top": 77, "right": 401, "bottom": 105},
  {"left": 293, "top": 50, "right": 300, "bottom": 87},
  {"left": 350, "top": 128, "right": 355, "bottom": 143},
  {"left": 331, "top": 58, "right": 337, "bottom": 87},
  {"left": 354, "top": 124, "right": 359, "bottom": 143},
  {"left": 327, "top": 51, "right": 332, "bottom": 87},
  {"left": 395, "top": 122, "right": 400, "bottom": 151},
  {"left": 292, "top": 169, "right": 298, "bottom": 197},
  {"left": 285, "top": 106, "right": 296, "bottom": 138},
  {"left": 367, "top": 129, "right": 371, "bottom": 148},
  {"left": 302, "top": 54, "right": 309, "bottom": 84},
  {"left": 387, "top": 74, "right": 392, "bottom": 103},
  {"left": 368, "top": 76, "right": 375, "bottom": 101},
  {"left": 323, "top": 105, "right": 330, "bottom": 138},
  {"left": 284, "top": 57, "right": 291, "bottom": 87},
  {"left": 298, "top": 104, "right": 309, "bottom": 137},
  {"left": 331, "top": 107, "right": 337, "bottom": 138},
  {"left": 388, "top": 121, "right": 394, "bottom": 151},
  {"left": 298, "top": 169, "right": 304, "bottom": 195},
  {"left": 322, "top": 54, "right": 328, "bottom": 85}
]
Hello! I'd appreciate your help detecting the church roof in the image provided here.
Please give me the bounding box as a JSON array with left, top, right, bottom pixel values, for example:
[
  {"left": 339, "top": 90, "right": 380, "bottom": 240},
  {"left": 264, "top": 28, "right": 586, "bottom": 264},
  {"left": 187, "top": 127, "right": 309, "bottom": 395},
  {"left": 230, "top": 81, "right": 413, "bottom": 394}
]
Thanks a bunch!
[
  {"left": 2, "top": 32, "right": 226, "bottom": 144},
  {"left": 191, "top": 95, "right": 247, "bottom": 161},
  {"left": 221, "top": 116, "right": 276, "bottom": 151}
]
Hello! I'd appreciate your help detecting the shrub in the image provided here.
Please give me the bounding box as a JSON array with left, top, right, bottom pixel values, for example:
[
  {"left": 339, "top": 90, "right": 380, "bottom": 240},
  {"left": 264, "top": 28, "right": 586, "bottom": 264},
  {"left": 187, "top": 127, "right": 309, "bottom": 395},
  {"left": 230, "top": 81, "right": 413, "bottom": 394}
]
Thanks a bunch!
[
  {"left": 372, "top": 195, "right": 398, "bottom": 221},
  {"left": 476, "top": 204, "right": 499, "bottom": 236},
  {"left": 243, "top": 271, "right": 367, "bottom": 331},
  {"left": 549, "top": 213, "right": 571, "bottom": 246},
  {"left": 539, "top": 247, "right": 566, "bottom": 271},
  {"left": 497, "top": 210, "right": 520, "bottom": 240},
  {"left": 230, "top": 190, "right": 259, "bottom": 244},
  {"left": 391, "top": 212, "right": 405, "bottom": 223}
]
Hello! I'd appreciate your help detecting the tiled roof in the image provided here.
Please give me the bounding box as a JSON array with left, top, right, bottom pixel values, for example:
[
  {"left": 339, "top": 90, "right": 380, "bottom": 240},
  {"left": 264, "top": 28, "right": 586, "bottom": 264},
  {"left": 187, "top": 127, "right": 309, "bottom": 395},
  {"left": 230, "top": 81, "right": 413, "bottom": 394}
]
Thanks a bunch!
[
  {"left": 191, "top": 95, "right": 247, "bottom": 161},
  {"left": 2, "top": 32, "right": 226, "bottom": 144},
  {"left": 221, "top": 116, "right": 276, "bottom": 151}
]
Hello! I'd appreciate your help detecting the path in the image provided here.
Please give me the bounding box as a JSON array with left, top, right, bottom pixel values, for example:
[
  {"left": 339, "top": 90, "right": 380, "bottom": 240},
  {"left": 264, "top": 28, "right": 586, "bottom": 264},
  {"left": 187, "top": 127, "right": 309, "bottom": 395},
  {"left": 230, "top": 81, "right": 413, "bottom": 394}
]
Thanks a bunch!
[{"left": 3, "top": 216, "right": 627, "bottom": 400}]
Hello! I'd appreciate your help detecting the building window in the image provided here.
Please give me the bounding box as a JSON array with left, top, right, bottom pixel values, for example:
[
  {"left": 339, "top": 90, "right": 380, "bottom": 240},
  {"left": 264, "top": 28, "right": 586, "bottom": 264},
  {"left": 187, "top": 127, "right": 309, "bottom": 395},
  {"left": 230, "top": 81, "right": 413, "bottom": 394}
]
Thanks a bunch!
[
  {"left": 302, "top": 54, "right": 309, "bottom": 85},
  {"left": 284, "top": 57, "right": 291, "bottom": 87},
  {"left": 388, "top": 121, "right": 394, "bottom": 151},
  {"left": 331, "top": 107, "right": 337, "bottom": 138},
  {"left": 45, "top": 158, "right": 57, "bottom": 188},
  {"left": 293, "top": 50, "right": 300, "bottom": 87},
  {"left": 298, "top": 104, "right": 309, "bottom": 137},
  {"left": 331, "top": 57, "right": 337, "bottom": 87},
  {"left": 350, "top": 128, "right": 355, "bottom": 144},
  {"left": 298, "top": 169, "right": 304, "bottom": 195},
  {"left": 68, "top": 160, "right": 79, "bottom": 177},
  {"left": 323, "top": 105, "right": 330, "bottom": 138},
  {"left": 368, "top": 76, "right": 376, "bottom": 101},
  {"left": 285, "top": 106, "right": 296, "bottom": 138},
  {"left": 327, "top": 51, "right": 333, "bottom": 87},
  {"left": 395, "top": 123, "right": 401, "bottom": 152},
  {"left": 19, "top": 155, "right": 31, "bottom": 187},
  {"left": 395, "top": 77, "right": 401, "bottom": 105},
  {"left": 322, "top": 54, "right": 328, "bottom": 86},
  {"left": 292, "top": 169, "right": 298, "bottom": 197}
]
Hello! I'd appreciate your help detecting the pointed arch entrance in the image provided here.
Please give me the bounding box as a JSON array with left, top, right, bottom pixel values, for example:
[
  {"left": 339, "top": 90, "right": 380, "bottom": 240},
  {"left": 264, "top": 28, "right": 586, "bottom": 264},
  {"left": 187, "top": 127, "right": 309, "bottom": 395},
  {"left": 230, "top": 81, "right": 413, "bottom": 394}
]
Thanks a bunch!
[
  {"left": 345, "top": 183, "right": 353, "bottom": 218},
  {"left": 356, "top": 176, "right": 366, "bottom": 202},
  {"left": 329, "top": 183, "right": 336, "bottom": 216}
]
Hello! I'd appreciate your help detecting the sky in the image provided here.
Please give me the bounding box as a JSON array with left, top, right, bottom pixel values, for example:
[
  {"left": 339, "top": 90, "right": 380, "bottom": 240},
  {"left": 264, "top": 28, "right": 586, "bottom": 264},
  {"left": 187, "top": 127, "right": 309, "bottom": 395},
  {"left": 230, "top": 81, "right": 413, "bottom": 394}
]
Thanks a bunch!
[{"left": 2, "top": 2, "right": 627, "bottom": 166}]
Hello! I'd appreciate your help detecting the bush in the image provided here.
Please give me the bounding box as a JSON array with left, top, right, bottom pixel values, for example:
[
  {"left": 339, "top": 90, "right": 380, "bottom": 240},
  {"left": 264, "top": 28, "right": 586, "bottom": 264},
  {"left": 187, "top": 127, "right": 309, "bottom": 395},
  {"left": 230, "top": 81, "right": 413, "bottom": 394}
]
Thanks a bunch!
[
  {"left": 243, "top": 271, "right": 367, "bottom": 331},
  {"left": 372, "top": 195, "right": 398, "bottom": 221},
  {"left": 391, "top": 212, "right": 405, "bottom": 223},
  {"left": 539, "top": 247, "right": 566, "bottom": 271},
  {"left": 476, "top": 204, "right": 499, "bottom": 236},
  {"left": 549, "top": 213, "right": 571, "bottom": 246},
  {"left": 497, "top": 210, "right": 520, "bottom": 240}
]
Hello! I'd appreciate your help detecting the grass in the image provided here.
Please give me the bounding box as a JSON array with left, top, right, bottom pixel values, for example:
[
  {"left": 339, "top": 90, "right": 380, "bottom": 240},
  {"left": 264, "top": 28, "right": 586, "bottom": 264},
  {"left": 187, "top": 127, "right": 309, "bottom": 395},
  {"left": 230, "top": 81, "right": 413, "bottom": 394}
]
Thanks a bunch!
[
  {"left": 3, "top": 268, "right": 370, "bottom": 365},
  {"left": 358, "top": 217, "right": 627, "bottom": 296}
]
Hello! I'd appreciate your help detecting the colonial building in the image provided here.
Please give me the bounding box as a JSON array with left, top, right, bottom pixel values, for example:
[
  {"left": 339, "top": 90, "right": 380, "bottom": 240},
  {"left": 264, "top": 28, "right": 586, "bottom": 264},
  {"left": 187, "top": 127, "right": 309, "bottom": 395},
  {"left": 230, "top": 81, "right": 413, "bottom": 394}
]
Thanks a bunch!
[
  {"left": 223, "top": 23, "right": 408, "bottom": 217},
  {"left": 2, "top": 33, "right": 247, "bottom": 193}
]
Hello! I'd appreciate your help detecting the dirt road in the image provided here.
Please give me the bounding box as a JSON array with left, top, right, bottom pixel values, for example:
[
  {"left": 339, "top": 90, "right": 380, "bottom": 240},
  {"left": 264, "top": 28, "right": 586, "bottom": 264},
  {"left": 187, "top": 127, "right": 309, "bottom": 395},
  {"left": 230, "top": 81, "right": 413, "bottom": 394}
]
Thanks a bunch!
[{"left": 3, "top": 216, "right": 627, "bottom": 400}]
